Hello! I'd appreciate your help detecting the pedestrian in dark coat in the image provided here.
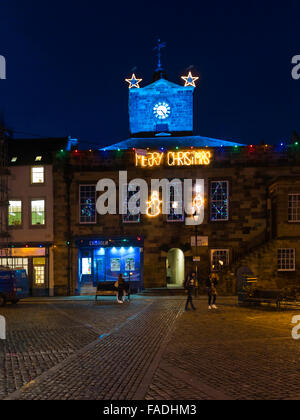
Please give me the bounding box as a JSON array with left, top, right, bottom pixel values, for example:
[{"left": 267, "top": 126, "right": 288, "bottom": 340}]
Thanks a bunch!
[
  {"left": 184, "top": 275, "right": 196, "bottom": 311},
  {"left": 206, "top": 273, "right": 218, "bottom": 309}
]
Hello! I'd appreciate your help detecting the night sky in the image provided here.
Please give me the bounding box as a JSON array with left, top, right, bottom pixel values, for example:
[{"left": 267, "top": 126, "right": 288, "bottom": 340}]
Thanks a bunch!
[{"left": 0, "top": 0, "right": 299, "bottom": 148}]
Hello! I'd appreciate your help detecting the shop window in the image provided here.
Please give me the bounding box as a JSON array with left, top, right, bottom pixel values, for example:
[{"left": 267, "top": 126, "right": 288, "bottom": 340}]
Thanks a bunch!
[
  {"left": 0, "top": 257, "right": 28, "bottom": 273},
  {"left": 8, "top": 200, "right": 22, "bottom": 226},
  {"left": 167, "top": 181, "right": 184, "bottom": 222},
  {"left": 31, "top": 167, "right": 44, "bottom": 184},
  {"left": 82, "top": 257, "right": 92, "bottom": 275},
  {"left": 31, "top": 200, "right": 45, "bottom": 225},
  {"left": 278, "top": 248, "right": 295, "bottom": 271},
  {"left": 123, "top": 184, "right": 140, "bottom": 223},
  {"left": 79, "top": 185, "right": 96, "bottom": 224},
  {"left": 210, "top": 181, "right": 229, "bottom": 221},
  {"left": 34, "top": 266, "right": 45, "bottom": 285},
  {"left": 211, "top": 249, "right": 229, "bottom": 271},
  {"left": 288, "top": 194, "right": 300, "bottom": 222}
]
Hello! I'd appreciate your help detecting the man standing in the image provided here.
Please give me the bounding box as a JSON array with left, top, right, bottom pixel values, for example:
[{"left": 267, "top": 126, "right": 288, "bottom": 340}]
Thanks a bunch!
[{"left": 185, "top": 274, "right": 196, "bottom": 311}]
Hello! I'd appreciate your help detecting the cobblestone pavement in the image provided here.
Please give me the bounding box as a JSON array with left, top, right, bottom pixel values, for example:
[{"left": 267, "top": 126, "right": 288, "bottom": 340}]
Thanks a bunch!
[{"left": 1, "top": 296, "right": 300, "bottom": 400}]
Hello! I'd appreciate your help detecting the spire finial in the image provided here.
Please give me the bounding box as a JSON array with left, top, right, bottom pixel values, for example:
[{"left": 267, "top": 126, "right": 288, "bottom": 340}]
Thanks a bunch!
[{"left": 154, "top": 39, "right": 166, "bottom": 71}]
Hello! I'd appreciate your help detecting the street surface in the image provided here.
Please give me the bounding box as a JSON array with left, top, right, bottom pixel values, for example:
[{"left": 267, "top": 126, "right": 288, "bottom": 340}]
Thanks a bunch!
[{"left": 0, "top": 296, "right": 300, "bottom": 400}]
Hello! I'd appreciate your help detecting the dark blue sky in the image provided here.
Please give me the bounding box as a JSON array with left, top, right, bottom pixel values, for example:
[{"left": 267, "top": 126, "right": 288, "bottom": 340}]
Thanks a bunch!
[{"left": 0, "top": 0, "right": 299, "bottom": 148}]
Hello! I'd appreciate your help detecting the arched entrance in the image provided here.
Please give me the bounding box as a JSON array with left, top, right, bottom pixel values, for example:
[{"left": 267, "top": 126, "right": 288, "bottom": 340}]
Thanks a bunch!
[{"left": 166, "top": 248, "right": 185, "bottom": 287}]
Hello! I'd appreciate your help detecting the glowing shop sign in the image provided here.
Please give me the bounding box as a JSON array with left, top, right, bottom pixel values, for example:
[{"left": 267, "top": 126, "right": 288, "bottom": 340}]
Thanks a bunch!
[{"left": 135, "top": 150, "right": 212, "bottom": 167}]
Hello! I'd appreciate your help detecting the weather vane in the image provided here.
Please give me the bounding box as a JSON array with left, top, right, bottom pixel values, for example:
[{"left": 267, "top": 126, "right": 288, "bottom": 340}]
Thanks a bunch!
[{"left": 154, "top": 39, "right": 166, "bottom": 71}]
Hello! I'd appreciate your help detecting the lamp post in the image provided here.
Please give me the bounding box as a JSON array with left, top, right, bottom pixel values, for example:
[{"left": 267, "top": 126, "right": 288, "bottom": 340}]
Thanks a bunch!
[{"left": 193, "top": 214, "right": 200, "bottom": 297}]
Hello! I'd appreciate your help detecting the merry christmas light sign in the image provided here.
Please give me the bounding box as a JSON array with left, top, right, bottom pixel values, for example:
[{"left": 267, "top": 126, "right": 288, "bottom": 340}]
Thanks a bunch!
[{"left": 135, "top": 149, "right": 212, "bottom": 167}]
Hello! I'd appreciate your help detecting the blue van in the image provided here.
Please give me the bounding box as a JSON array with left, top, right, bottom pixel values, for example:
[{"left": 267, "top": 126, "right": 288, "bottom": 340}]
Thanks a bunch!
[{"left": 0, "top": 269, "right": 29, "bottom": 307}]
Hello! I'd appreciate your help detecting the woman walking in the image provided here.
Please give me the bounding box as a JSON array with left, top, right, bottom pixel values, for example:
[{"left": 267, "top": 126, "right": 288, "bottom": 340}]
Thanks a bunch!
[{"left": 206, "top": 273, "right": 218, "bottom": 310}]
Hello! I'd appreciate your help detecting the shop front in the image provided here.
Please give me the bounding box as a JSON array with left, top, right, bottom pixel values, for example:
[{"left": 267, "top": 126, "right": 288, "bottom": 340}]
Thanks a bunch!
[
  {"left": 76, "top": 237, "right": 144, "bottom": 295},
  {"left": 0, "top": 246, "right": 50, "bottom": 296}
]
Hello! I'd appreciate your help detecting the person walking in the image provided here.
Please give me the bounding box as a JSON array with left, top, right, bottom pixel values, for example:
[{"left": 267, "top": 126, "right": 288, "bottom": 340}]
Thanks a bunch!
[
  {"left": 184, "top": 274, "right": 196, "bottom": 311},
  {"left": 191, "top": 272, "right": 198, "bottom": 297},
  {"left": 207, "top": 273, "right": 218, "bottom": 310}
]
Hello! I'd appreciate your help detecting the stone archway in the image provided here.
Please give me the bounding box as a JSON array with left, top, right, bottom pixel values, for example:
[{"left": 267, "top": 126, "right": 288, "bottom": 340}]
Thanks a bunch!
[{"left": 166, "top": 248, "right": 185, "bottom": 287}]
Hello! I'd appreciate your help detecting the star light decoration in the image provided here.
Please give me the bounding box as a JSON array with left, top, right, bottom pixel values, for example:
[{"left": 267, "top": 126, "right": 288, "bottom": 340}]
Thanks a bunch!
[
  {"left": 181, "top": 72, "right": 199, "bottom": 87},
  {"left": 125, "top": 74, "right": 143, "bottom": 89}
]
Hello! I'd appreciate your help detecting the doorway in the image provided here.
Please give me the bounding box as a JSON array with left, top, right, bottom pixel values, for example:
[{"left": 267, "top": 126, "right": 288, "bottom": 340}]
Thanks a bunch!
[{"left": 166, "top": 248, "right": 185, "bottom": 287}]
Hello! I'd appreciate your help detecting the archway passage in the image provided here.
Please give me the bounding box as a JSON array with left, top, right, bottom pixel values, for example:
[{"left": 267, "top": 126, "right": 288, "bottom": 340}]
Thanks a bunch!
[{"left": 166, "top": 248, "right": 185, "bottom": 287}]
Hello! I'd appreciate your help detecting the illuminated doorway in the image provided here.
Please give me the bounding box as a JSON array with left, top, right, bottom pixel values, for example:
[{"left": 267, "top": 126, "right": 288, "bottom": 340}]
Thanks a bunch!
[{"left": 166, "top": 248, "right": 185, "bottom": 287}]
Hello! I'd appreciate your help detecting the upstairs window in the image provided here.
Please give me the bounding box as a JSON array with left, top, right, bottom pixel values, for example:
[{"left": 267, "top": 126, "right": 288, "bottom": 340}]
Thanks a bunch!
[
  {"left": 79, "top": 185, "right": 96, "bottom": 224},
  {"left": 8, "top": 200, "right": 22, "bottom": 226},
  {"left": 31, "top": 199, "right": 45, "bottom": 225},
  {"left": 167, "top": 181, "right": 184, "bottom": 222},
  {"left": 288, "top": 194, "right": 300, "bottom": 222},
  {"left": 123, "top": 184, "right": 140, "bottom": 223},
  {"left": 210, "top": 181, "right": 229, "bottom": 221},
  {"left": 31, "top": 167, "right": 44, "bottom": 184},
  {"left": 278, "top": 248, "right": 295, "bottom": 271}
]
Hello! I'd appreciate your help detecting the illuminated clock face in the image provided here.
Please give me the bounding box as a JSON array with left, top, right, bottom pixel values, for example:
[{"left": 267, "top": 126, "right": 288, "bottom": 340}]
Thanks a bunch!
[{"left": 153, "top": 102, "right": 171, "bottom": 120}]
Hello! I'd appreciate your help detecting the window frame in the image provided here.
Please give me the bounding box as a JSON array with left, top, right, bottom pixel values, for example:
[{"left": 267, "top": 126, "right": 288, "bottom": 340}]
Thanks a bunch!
[
  {"left": 8, "top": 199, "right": 22, "bottom": 228},
  {"left": 122, "top": 183, "right": 141, "bottom": 224},
  {"left": 210, "top": 180, "right": 229, "bottom": 222},
  {"left": 210, "top": 249, "right": 230, "bottom": 272},
  {"left": 277, "top": 248, "right": 296, "bottom": 272},
  {"left": 288, "top": 193, "right": 300, "bottom": 223},
  {"left": 79, "top": 185, "right": 97, "bottom": 225},
  {"left": 30, "top": 198, "right": 46, "bottom": 227},
  {"left": 166, "top": 180, "right": 185, "bottom": 223},
  {"left": 31, "top": 166, "right": 45, "bottom": 184}
]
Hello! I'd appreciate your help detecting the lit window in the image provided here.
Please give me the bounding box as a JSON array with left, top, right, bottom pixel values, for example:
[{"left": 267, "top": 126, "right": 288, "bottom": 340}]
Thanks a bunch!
[
  {"left": 81, "top": 258, "right": 92, "bottom": 275},
  {"left": 31, "top": 167, "right": 44, "bottom": 184},
  {"left": 210, "top": 181, "right": 229, "bottom": 221},
  {"left": 79, "top": 185, "right": 96, "bottom": 224},
  {"left": 11, "top": 157, "right": 17, "bottom": 163},
  {"left": 35, "top": 156, "right": 42, "bottom": 162},
  {"left": 288, "top": 194, "right": 300, "bottom": 222},
  {"left": 0, "top": 257, "right": 28, "bottom": 273},
  {"left": 123, "top": 183, "right": 140, "bottom": 223},
  {"left": 278, "top": 248, "right": 295, "bottom": 271},
  {"left": 34, "top": 266, "right": 45, "bottom": 285},
  {"left": 211, "top": 249, "right": 229, "bottom": 271},
  {"left": 8, "top": 201, "right": 22, "bottom": 226},
  {"left": 31, "top": 200, "right": 45, "bottom": 225}
]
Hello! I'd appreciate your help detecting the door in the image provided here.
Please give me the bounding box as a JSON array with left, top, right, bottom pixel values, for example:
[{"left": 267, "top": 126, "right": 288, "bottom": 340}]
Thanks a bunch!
[{"left": 95, "top": 256, "right": 106, "bottom": 285}]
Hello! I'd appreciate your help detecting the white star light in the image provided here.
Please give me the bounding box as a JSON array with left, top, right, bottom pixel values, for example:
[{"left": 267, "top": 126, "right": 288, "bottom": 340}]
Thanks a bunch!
[
  {"left": 181, "top": 72, "right": 199, "bottom": 87},
  {"left": 125, "top": 74, "right": 143, "bottom": 89}
]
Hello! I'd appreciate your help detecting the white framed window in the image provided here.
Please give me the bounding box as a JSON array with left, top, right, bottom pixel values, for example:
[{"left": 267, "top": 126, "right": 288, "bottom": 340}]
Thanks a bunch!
[
  {"left": 277, "top": 248, "right": 295, "bottom": 271},
  {"left": 79, "top": 185, "right": 96, "bottom": 224},
  {"left": 34, "top": 266, "right": 45, "bottom": 285},
  {"left": 0, "top": 258, "right": 28, "bottom": 273},
  {"left": 210, "top": 181, "right": 229, "bottom": 221},
  {"left": 8, "top": 200, "right": 22, "bottom": 226},
  {"left": 31, "top": 199, "right": 45, "bottom": 225},
  {"left": 31, "top": 166, "right": 44, "bottom": 184},
  {"left": 211, "top": 249, "right": 229, "bottom": 271},
  {"left": 123, "top": 183, "right": 140, "bottom": 224},
  {"left": 288, "top": 194, "right": 300, "bottom": 222},
  {"left": 167, "top": 181, "right": 184, "bottom": 222}
]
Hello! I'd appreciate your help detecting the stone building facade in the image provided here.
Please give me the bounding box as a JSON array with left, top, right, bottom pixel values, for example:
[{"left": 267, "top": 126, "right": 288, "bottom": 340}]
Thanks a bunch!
[{"left": 52, "top": 145, "right": 300, "bottom": 296}]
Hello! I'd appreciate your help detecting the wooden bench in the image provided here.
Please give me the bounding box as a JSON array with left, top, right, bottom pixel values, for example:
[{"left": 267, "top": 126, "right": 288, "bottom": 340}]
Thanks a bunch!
[
  {"left": 239, "top": 289, "right": 283, "bottom": 310},
  {"left": 95, "top": 282, "right": 131, "bottom": 303}
]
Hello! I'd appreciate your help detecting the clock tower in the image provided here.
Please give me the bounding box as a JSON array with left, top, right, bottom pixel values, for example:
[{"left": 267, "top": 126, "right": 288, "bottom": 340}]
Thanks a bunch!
[{"left": 128, "top": 77, "right": 194, "bottom": 136}]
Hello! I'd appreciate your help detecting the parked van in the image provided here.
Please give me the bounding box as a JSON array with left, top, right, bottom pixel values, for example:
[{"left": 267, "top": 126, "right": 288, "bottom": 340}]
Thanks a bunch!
[{"left": 0, "top": 268, "right": 29, "bottom": 307}]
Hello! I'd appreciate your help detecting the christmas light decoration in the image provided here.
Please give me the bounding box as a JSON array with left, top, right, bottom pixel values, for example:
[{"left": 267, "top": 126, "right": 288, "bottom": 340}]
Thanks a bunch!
[
  {"left": 146, "top": 191, "right": 162, "bottom": 217},
  {"left": 181, "top": 72, "right": 199, "bottom": 87},
  {"left": 125, "top": 74, "right": 143, "bottom": 89},
  {"left": 135, "top": 150, "right": 212, "bottom": 167}
]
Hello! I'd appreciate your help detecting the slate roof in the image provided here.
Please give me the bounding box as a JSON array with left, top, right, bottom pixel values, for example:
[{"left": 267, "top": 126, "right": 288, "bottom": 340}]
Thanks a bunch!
[
  {"left": 100, "top": 135, "right": 245, "bottom": 151},
  {"left": 8, "top": 137, "right": 78, "bottom": 165}
]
